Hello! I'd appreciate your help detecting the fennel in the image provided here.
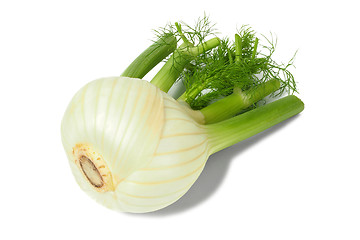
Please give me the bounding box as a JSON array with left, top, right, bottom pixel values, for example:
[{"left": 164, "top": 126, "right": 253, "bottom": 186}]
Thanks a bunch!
[{"left": 61, "top": 16, "right": 304, "bottom": 213}]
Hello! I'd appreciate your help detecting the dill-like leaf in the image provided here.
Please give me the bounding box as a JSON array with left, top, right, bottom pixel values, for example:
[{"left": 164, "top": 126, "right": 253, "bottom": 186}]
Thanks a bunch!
[
  {"left": 180, "top": 25, "right": 298, "bottom": 110},
  {"left": 151, "top": 16, "right": 297, "bottom": 110}
]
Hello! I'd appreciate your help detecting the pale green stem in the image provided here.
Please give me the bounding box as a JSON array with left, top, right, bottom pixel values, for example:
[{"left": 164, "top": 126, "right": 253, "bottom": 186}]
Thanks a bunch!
[
  {"left": 235, "top": 33, "right": 242, "bottom": 63},
  {"left": 177, "top": 75, "right": 214, "bottom": 102},
  {"left": 175, "top": 22, "right": 192, "bottom": 46},
  {"left": 200, "top": 79, "right": 281, "bottom": 124},
  {"left": 206, "top": 95, "right": 304, "bottom": 154},
  {"left": 121, "top": 34, "right": 177, "bottom": 79},
  {"left": 227, "top": 48, "right": 233, "bottom": 64},
  {"left": 251, "top": 37, "right": 259, "bottom": 60}
]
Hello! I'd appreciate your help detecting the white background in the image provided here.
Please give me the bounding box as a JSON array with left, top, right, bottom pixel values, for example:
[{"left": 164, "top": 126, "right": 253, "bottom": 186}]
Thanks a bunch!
[{"left": 1, "top": 0, "right": 359, "bottom": 239}]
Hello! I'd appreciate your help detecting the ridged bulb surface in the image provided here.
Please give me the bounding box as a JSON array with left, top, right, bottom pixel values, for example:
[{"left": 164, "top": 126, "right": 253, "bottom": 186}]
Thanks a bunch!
[{"left": 61, "top": 77, "right": 210, "bottom": 213}]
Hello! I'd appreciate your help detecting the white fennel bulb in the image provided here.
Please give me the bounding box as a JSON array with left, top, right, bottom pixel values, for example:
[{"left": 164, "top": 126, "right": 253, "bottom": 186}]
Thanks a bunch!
[
  {"left": 61, "top": 75, "right": 304, "bottom": 213},
  {"left": 61, "top": 76, "right": 303, "bottom": 213},
  {"left": 61, "top": 76, "right": 210, "bottom": 213}
]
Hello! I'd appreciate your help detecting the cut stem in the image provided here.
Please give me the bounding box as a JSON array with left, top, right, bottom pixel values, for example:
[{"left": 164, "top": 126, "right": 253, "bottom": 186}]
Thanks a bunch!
[
  {"left": 121, "top": 34, "right": 177, "bottom": 79},
  {"left": 206, "top": 95, "right": 304, "bottom": 154},
  {"left": 200, "top": 79, "right": 281, "bottom": 124},
  {"left": 235, "top": 33, "right": 242, "bottom": 63}
]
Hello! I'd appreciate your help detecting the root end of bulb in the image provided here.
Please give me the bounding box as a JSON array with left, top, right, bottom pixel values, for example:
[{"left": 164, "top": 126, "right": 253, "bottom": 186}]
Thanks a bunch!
[{"left": 73, "top": 144, "right": 114, "bottom": 192}]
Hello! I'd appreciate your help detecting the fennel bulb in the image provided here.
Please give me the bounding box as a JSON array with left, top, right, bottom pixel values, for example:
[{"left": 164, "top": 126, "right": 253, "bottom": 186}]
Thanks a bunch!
[
  {"left": 62, "top": 77, "right": 209, "bottom": 213},
  {"left": 61, "top": 76, "right": 303, "bottom": 213}
]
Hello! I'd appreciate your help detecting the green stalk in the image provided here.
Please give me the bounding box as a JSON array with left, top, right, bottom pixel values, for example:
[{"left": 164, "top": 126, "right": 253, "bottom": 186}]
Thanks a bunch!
[
  {"left": 206, "top": 95, "right": 304, "bottom": 154},
  {"left": 177, "top": 75, "right": 214, "bottom": 102},
  {"left": 251, "top": 37, "right": 259, "bottom": 60},
  {"left": 175, "top": 22, "right": 192, "bottom": 46},
  {"left": 121, "top": 34, "right": 177, "bottom": 79},
  {"left": 151, "top": 37, "right": 220, "bottom": 92},
  {"left": 200, "top": 79, "right": 281, "bottom": 124},
  {"left": 149, "top": 43, "right": 189, "bottom": 92},
  {"left": 235, "top": 34, "right": 242, "bottom": 63},
  {"left": 227, "top": 48, "right": 233, "bottom": 64}
]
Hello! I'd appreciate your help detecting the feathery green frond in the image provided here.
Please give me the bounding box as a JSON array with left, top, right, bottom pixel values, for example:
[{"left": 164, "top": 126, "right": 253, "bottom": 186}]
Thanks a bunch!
[{"left": 179, "top": 25, "right": 297, "bottom": 110}]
